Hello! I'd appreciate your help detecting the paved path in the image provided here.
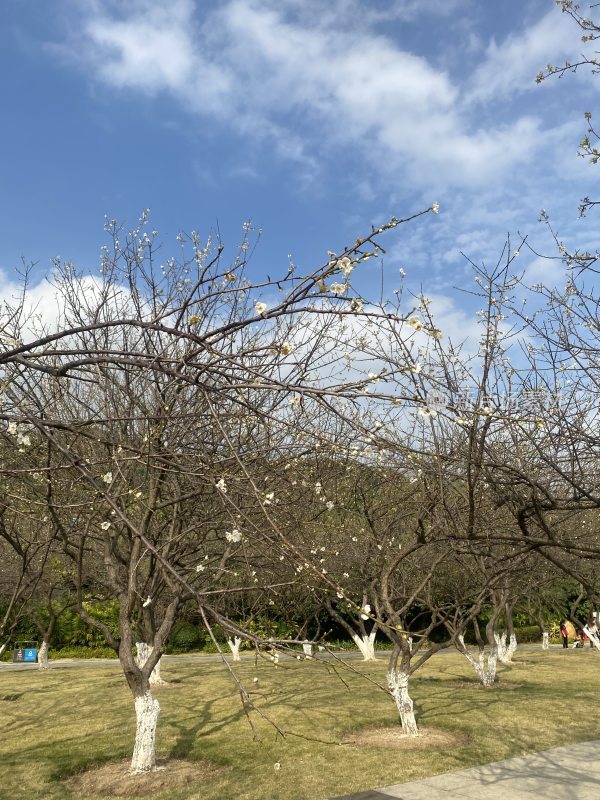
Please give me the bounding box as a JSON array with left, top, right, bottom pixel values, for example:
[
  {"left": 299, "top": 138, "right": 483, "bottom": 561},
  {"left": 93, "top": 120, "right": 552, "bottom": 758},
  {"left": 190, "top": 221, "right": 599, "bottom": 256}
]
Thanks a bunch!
[
  {"left": 331, "top": 740, "right": 600, "bottom": 799},
  {"left": 0, "top": 643, "right": 561, "bottom": 672}
]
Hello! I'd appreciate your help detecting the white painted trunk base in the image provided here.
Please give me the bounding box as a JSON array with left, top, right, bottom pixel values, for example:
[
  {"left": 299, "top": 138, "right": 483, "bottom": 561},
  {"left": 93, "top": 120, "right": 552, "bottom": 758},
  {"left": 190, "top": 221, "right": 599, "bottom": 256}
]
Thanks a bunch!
[
  {"left": 0, "top": 643, "right": 7, "bottom": 657},
  {"left": 302, "top": 643, "right": 313, "bottom": 659},
  {"left": 542, "top": 632, "right": 549, "bottom": 650},
  {"left": 584, "top": 625, "right": 600, "bottom": 651},
  {"left": 130, "top": 691, "right": 160, "bottom": 773},
  {"left": 495, "top": 632, "right": 517, "bottom": 664},
  {"left": 38, "top": 641, "right": 49, "bottom": 670},
  {"left": 352, "top": 632, "right": 377, "bottom": 661},
  {"left": 458, "top": 635, "right": 497, "bottom": 686},
  {"left": 227, "top": 637, "right": 242, "bottom": 662},
  {"left": 387, "top": 669, "right": 419, "bottom": 736},
  {"left": 135, "top": 642, "right": 166, "bottom": 686}
]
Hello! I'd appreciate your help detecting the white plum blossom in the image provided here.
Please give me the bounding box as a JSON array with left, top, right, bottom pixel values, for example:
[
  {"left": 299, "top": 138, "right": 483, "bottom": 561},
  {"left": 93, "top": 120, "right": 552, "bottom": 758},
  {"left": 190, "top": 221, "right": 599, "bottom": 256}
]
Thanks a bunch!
[
  {"left": 7, "top": 422, "right": 17, "bottom": 435},
  {"left": 360, "top": 604, "right": 371, "bottom": 620},
  {"left": 418, "top": 406, "right": 437, "bottom": 418},
  {"left": 330, "top": 282, "right": 347, "bottom": 296},
  {"left": 263, "top": 492, "right": 275, "bottom": 505},
  {"left": 338, "top": 257, "right": 354, "bottom": 276},
  {"left": 431, "top": 202, "right": 440, "bottom": 214},
  {"left": 225, "top": 529, "right": 242, "bottom": 543},
  {"left": 411, "top": 363, "right": 422, "bottom": 374},
  {"left": 279, "top": 342, "right": 294, "bottom": 355},
  {"left": 326, "top": 500, "right": 334, "bottom": 510},
  {"left": 216, "top": 477, "right": 227, "bottom": 493},
  {"left": 142, "top": 596, "right": 152, "bottom": 607},
  {"left": 100, "top": 521, "right": 111, "bottom": 530},
  {"left": 407, "top": 317, "right": 423, "bottom": 331},
  {"left": 102, "top": 472, "right": 113, "bottom": 484},
  {"left": 255, "top": 301, "right": 267, "bottom": 315}
]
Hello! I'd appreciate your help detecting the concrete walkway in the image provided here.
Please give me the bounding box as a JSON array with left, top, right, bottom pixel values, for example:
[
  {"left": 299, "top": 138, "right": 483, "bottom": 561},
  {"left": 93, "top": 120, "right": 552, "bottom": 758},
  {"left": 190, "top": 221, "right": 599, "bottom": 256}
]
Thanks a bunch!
[{"left": 331, "top": 740, "right": 600, "bottom": 799}]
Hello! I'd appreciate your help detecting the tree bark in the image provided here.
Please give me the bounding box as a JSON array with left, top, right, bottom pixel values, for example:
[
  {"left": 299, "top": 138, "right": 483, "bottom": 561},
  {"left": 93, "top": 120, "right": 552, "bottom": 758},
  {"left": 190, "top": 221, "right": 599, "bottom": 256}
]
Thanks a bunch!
[
  {"left": 352, "top": 631, "right": 377, "bottom": 661},
  {"left": 227, "top": 636, "right": 242, "bottom": 662},
  {"left": 387, "top": 669, "right": 419, "bottom": 735},
  {"left": 130, "top": 690, "right": 161, "bottom": 773},
  {"left": 135, "top": 642, "right": 166, "bottom": 687},
  {"left": 542, "top": 631, "right": 549, "bottom": 650},
  {"left": 302, "top": 642, "right": 313, "bottom": 658},
  {"left": 584, "top": 625, "right": 600, "bottom": 651},
  {"left": 457, "top": 634, "right": 497, "bottom": 687},
  {"left": 38, "top": 639, "right": 49, "bottom": 670}
]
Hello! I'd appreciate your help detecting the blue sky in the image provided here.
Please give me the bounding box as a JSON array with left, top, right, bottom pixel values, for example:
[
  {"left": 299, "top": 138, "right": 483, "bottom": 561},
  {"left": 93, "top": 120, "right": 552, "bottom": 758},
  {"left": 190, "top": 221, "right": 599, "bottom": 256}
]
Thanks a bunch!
[{"left": 2, "top": 0, "right": 598, "bottom": 336}]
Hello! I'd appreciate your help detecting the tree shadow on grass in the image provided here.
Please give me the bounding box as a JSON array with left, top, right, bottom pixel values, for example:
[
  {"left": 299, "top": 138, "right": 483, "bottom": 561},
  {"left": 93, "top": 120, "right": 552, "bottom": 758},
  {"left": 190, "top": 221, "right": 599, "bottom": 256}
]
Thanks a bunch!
[{"left": 167, "top": 695, "right": 248, "bottom": 759}]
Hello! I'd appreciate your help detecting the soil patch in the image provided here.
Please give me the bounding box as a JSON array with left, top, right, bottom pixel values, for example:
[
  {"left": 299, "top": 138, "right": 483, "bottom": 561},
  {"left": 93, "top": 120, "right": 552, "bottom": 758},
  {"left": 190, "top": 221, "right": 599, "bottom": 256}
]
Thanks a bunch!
[
  {"left": 63, "top": 758, "right": 222, "bottom": 797},
  {"left": 343, "top": 725, "right": 467, "bottom": 750}
]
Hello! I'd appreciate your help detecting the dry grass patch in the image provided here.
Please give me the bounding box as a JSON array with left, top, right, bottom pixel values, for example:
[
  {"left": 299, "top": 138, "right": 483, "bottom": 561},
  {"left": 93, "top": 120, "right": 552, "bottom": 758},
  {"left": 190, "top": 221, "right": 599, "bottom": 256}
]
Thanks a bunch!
[
  {"left": 343, "top": 725, "right": 467, "bottom": 750},
  {"left": 64, "top": 758, "right": 222, "bottom": 797}
]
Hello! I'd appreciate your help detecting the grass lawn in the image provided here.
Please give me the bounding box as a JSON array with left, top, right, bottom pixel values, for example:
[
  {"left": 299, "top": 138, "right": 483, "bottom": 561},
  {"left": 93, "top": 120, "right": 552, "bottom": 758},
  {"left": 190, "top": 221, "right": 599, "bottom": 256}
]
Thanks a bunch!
[{"left": 0, "top": 647, "right": 598, "bottom": 799}]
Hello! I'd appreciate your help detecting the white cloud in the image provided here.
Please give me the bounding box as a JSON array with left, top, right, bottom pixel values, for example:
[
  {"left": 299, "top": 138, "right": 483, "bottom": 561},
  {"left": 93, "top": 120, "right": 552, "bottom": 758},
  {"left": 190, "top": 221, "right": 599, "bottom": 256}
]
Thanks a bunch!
[
  {"left": 51, "top": 0, "right": 542, "bottom": 189},
  {"left": 465, "top": 8, "right": 588, "bottom": 105}
]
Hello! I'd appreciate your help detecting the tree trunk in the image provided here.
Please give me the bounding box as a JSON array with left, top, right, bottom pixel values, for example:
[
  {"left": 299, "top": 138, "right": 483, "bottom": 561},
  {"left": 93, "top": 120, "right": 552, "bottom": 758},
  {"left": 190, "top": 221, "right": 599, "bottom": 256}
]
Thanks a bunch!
[
  {"left": 506, "top": 632, "right": 517, "bottom": 661},
  {"left": 387, "top": 669, "right": 419, "bottom": 735},
  {"left": 302, "top": 642, "right": 313, "bottom": 658},
  {"left": 227, "top": 636, "right": 242, "bottom": 662},
  {"left": 0, "top": 642, "right": 7, "bottom": 657},
  {"left": 38, "top": 640, "right": 49, "bottom": 670},
  {"left": 457, "top": 634, "right": 497, "bottom": 687},
  {"left": 542, "top": 631, "right": 549, "bottom": 650},
  {"left": 584, "top": 625, "right": 600, "bottom": 651},
  {"left": 496, "top": 603, "right": 517, "bottom": 663},
  {"left": 130, "top": 690, "right": 161, "bottom": 773},
  {"left": 135, "top": 642, "right": 166, "bottom": 687},
  {"left": 352, "top": 631, "right": 377, "bottom": 661}
]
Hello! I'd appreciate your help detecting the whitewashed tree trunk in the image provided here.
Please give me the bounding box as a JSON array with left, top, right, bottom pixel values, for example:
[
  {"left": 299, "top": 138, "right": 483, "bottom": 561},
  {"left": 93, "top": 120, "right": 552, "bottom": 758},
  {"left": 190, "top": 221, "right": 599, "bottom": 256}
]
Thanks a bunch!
[
  {"left": 135, "top": 642, "right": 166, "bottom": 687},
  {"left": 495, "top": 631, "right": 516, "bottom": 664},
  {"left": 0, "top": 642, "right": 7, "bottom": 657},
  {"left": 352, "top": 631, "right": 377, "bottom": 661},
  {"left": 38, "top": 640, "right": 49, "bottom": 670},
  {"left": 270, "top": 648, "right": 279, "bottom": 664},
  {"left": 506, "top": 632, "right": 517, "bottom": 661},
  {"left": 302, "top": 642, "right": 313, "bottom": 658},
  {"left": 584, "top": 625, "right": 600, "bottom": 651},
  {"left": 387, "top": 669, "right": 419, "bottom": 735},
  {"left": 542, "top": 632, "right": 549, "bottom": 650},
  {"left": 130, "top": 691, "right": 160, "bottom": 773},
  {"left": 227, "top": 636, "right": 242, "bottom": 662},
  {"left": 457, "top": 635, "right": 497, "bottom": 687}
]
